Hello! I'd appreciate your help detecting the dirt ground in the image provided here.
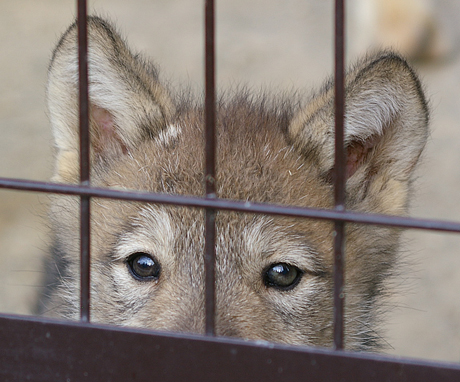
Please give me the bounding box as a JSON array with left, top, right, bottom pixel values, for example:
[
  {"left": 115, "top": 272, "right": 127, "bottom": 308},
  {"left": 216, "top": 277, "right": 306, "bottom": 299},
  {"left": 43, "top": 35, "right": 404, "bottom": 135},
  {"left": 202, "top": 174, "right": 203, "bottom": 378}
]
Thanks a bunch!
[{"left": 0, "top": 0, "right": 459, "bottom": 363}]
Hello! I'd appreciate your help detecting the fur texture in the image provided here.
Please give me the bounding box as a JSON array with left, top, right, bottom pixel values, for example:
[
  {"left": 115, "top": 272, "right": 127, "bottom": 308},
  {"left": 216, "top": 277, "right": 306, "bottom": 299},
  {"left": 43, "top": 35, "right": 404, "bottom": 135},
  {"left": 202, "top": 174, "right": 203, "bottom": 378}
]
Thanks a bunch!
[{"left": 39, "top": 17, "right": 429, "bottom": 351}]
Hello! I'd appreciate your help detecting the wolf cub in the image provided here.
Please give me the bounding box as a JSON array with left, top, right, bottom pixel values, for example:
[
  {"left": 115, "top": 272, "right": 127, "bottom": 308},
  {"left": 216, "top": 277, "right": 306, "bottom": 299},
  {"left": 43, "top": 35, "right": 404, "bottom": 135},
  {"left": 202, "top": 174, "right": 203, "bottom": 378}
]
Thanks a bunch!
[{"left": 40, "top": 17, "right": 428, "bottom": 351}]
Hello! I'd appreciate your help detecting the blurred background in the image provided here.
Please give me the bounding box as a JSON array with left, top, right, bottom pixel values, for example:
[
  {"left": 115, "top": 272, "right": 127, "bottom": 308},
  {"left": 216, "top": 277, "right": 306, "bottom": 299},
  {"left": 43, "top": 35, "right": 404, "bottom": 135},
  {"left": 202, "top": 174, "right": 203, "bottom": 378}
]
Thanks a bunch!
[{"left": 0, "top": 0, "right": 459, "bottom": 363}]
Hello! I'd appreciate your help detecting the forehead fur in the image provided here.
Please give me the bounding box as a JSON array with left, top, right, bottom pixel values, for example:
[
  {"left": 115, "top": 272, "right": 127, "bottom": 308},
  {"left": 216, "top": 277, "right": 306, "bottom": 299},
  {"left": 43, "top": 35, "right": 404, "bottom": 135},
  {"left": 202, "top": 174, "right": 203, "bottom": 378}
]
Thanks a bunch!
[{"left": 93, "top": 93, "right": 333, "bottom": 210}]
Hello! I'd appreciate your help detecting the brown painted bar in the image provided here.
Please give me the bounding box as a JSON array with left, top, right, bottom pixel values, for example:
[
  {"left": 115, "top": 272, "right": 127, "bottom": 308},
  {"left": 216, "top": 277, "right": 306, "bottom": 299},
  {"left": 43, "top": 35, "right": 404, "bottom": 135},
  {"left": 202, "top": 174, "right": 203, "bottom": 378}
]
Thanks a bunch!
[
  {"left": 1, "top": 314, "right": 459, "bottom": 382},
  {"left": 77, "top": 0, "right": 91, "bottom": 323},
  {"left": 333, "top": 0, "right": 346, "bottom": 350},
  {"left": 204, "top": 0, "right": 217, "bottom": 336},
  {"left": 2, "top": 177, "right": 460, "bottom": 234},
  {"left": 333, "top": 220, "right": 345, "bottom": 349},
  {"left": 204, "top": 0, "right": 216, "bottom": 195}
]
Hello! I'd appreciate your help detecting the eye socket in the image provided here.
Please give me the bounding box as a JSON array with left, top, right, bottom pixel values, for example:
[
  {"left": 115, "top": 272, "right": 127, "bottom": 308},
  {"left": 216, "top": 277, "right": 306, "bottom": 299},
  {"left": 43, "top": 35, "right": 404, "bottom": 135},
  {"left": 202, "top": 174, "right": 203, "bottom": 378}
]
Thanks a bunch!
[
  {"left": 263, "top": 263, "right": 302, "bottom": 290},
  {"left": 127, "top": 253, "right": 161, "bottom": 281}
]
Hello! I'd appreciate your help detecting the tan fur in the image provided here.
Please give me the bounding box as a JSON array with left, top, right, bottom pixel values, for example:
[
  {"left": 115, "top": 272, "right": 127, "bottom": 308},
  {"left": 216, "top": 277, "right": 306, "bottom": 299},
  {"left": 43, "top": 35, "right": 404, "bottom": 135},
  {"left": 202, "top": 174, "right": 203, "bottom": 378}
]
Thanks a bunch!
[{"left": 39, "top": 17, "right": 429, "bottom": 351}]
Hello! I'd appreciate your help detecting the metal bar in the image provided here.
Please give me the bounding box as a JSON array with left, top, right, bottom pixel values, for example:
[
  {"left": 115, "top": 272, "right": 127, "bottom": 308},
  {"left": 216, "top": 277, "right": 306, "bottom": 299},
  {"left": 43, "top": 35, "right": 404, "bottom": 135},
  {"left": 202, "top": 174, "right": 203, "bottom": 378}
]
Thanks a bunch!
[
  {"left": 1, "top": 314, "right": 460, "bottom": 382},
  {"left": 333, "top": 221, "right": 345, "bottom": 349},
  {"left": 2, "top": 177, "right": 460, "bottom": 234},
  {"left": 77, "top": 0, "right": 91, "bottom": 323},
  {"left": 333, "top": 0, "right": 346, "bottom": 350},
  {"left": 204, "top": 0, "right": 217, "bottom": 336},
  {"left": 205, "top": 0, "right": 216, "bottom": 195},
  {"left": 204, "top": 210, "right": 216, "bottom": 335}
]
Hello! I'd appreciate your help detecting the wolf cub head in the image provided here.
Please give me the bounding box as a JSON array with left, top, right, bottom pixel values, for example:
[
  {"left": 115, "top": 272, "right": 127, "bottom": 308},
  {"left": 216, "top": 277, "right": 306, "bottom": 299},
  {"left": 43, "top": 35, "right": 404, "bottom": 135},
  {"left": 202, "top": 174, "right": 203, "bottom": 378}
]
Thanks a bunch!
[{"left": 42, "top": 17, "right": 428, "bottom": 351}]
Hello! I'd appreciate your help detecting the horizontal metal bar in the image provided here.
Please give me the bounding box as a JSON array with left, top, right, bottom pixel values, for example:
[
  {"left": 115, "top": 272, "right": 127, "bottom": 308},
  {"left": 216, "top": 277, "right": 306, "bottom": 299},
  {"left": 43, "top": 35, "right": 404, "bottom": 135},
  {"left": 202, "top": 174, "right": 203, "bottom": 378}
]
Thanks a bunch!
[
  {"left": 0, "top": 176, "right": 458, "bottom": 232},
  {"left": 1, "top": 176, "right": 460, "bottom": 233},
  {"left": 0, "top": 314, "right": 459, "bottom": 382}
]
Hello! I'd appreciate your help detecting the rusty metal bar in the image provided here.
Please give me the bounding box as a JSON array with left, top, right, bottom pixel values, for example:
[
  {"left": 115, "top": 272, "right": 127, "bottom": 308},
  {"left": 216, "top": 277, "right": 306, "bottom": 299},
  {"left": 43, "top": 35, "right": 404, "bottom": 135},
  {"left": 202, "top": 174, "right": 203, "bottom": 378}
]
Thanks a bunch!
[
  {"left": 77, "top": 0, "right": 91, "bottom": 323},
  {"left": 204, "top": 0, "right": 217, "bottom": 336},
  {"left": 2, "top": 314, "right": 460, "bottom": 382},
  {"left": 2, "top": 177, "right": 460, "bottom": 234},
  {"left": 333, "top": 0, "right": 346, "bottom": 350}
]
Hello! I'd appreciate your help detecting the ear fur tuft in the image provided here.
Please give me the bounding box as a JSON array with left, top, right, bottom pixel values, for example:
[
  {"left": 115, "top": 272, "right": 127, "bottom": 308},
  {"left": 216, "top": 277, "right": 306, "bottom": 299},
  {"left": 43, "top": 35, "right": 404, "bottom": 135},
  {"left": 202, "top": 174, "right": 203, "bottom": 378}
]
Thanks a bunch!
[
  {"left": 289, "top": 52, "right": 429, "bottom": 213},
  {"left": 47, "top": 16, "right": 175, "bottom": 182}
]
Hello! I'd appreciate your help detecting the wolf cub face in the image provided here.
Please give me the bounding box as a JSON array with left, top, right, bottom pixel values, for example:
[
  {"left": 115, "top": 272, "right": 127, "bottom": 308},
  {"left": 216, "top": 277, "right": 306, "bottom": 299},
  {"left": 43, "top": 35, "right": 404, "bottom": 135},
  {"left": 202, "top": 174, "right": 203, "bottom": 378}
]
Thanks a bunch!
[{"left": 41, "top": 17, "right": 428, "bottom": 351}]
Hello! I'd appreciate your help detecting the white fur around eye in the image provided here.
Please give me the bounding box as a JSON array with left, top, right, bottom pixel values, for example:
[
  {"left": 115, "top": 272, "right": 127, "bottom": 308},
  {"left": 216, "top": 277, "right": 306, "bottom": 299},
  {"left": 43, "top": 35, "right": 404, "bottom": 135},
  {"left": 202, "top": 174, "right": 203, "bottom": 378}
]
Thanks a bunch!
[{"left": 113, "top": 206, "right": 174, "bottom": 271}]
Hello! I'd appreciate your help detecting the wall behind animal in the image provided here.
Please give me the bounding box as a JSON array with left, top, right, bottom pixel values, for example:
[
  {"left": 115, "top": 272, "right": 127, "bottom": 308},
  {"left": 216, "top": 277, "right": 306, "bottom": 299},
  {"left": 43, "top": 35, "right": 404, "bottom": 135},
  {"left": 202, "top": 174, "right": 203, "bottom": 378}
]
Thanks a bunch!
[{"left": 0, "top": 0, "right": 459, "bottom": 363}]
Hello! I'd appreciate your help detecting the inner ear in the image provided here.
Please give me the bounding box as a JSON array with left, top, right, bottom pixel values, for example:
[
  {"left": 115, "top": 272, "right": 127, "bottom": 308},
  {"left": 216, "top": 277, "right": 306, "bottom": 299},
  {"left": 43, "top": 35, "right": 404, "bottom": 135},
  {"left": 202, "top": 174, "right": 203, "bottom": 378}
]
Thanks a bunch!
[
  {"left": 90, "top": 105, "right": 128, "bottom": 156},
  {"left": 346, "top": 134, "right": 381, "bottom": 178},
  {"left": 326, "top": 134, "right": 381, "bottom": 183}
]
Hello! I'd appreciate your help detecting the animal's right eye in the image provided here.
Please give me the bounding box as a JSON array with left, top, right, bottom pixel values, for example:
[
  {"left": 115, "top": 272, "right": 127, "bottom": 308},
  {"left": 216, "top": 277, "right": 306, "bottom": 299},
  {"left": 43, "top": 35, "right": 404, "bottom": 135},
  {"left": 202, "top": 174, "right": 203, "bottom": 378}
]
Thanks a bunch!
[{"left": 127, "top": 253, "right": 161, "bottom": 281}]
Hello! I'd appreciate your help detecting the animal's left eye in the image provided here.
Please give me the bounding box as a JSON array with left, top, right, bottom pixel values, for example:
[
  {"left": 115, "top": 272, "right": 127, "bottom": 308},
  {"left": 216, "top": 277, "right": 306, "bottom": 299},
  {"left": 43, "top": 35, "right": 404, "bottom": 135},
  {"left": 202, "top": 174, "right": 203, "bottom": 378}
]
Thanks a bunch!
[{"left": 263, "top": 263, "right": 302, "bottom": 290}]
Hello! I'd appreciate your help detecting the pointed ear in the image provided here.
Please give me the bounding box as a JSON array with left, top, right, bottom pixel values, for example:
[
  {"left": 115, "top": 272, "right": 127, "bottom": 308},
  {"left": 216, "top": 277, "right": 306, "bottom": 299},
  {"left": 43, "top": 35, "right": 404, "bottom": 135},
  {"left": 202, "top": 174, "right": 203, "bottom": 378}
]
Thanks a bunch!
[
  {"left": 47, "top": 17, "right": 175, "bottom": 182},
  {"left": 289, "top": 53, "right": 429, "bottom": 214}
]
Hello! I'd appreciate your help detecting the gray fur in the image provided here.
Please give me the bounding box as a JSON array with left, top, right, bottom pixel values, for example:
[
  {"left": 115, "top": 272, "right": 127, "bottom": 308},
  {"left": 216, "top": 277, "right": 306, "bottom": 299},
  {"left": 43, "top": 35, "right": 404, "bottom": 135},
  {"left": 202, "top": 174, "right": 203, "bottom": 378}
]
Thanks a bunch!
[{"left": 39, "top": 17, "right": 429, "bottom": 351}]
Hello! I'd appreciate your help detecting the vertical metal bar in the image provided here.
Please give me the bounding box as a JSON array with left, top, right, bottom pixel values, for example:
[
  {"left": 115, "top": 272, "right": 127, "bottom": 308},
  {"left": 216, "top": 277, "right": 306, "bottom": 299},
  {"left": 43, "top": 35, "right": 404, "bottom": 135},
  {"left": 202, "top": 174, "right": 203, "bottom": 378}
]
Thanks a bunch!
[
  {"left": 204, "top": 0, "right": 217, "bottom": 336},
  {"left": 333, "top": 0, "right": 346, "bottom": 350},
  {"left": 77, "top": 0, "right": 91, "bottom": 323}
]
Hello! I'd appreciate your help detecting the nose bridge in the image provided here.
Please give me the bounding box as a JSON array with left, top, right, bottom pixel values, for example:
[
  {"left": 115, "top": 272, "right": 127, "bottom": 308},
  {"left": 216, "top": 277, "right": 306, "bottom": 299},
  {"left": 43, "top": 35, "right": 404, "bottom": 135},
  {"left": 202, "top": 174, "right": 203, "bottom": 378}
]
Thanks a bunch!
[
  {"left": 170, "top": 305, "right": 205, "bottom": 334},
  {"left": 157, "top": 282, "right": 205, "bottom": 334},
  {"left": 161, "top": 213, "right": 247, "bottom": 336},
  {"left": 213, "top": 217, "right": 246, "bottom": 336},
  {"left": 215, "top": 277, "right": 266, "bottom": 339},
  {"left": 162, "top": 209, "right": 206, "bottom": 334},
  {"left": 215, "top": 284, "right": 239, "bottom": 337}
]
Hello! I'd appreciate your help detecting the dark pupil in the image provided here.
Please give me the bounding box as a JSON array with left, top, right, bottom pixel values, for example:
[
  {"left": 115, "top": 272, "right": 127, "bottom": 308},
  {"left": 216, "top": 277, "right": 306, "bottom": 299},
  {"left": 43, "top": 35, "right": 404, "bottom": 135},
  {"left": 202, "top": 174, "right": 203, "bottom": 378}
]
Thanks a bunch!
[
  {"left": 265, "top": 263, "right": 299, "bottom": 289},
  {"left": 130, "top": 253, "right": 160, "bottom": 279}
]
